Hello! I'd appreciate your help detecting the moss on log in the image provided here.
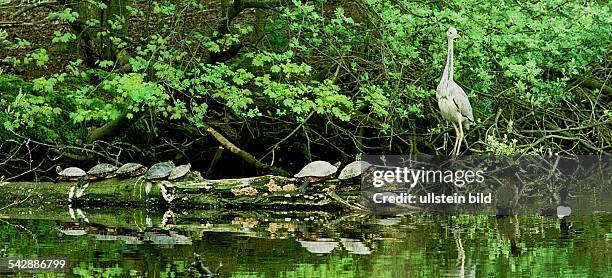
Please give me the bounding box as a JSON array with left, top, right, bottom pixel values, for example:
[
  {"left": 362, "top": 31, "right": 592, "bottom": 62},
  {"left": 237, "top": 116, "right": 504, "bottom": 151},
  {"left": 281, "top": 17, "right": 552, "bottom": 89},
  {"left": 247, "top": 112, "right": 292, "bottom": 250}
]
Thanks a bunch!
[
  {"left": 0, "top": 179, "right": 165, "bottom": 210},
  {"left": 0, "top": 176, "right": 361, "bottom": 211}
]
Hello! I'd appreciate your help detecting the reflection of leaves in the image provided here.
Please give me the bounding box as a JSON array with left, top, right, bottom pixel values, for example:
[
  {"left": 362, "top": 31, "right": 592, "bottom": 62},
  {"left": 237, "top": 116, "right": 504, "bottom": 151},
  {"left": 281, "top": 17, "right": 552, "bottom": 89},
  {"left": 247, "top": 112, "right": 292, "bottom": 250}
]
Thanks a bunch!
[
  {"left": 72, "top": 262, "right": 124, "bottom": 277},
  {"left": 282, "top": 257, "right": 357, "bottom": 277}
]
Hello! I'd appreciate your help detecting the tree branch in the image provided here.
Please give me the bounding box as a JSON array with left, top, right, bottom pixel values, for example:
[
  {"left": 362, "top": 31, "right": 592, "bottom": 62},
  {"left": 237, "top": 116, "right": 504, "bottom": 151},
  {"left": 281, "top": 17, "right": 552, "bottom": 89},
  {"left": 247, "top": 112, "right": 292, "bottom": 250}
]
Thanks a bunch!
[
  {"left": 87, "top": 111, "right": 143, "bottom": 143},
  {"left": 238, "top": 0, "right": 294, "bottom": 10},
  {"left": 573, "top": 75, "right": 612, "bottom": 95},
  {"left": 205, "top": 125, "right": 289, "bottom": 176},
  {"left": 10, "top": 1, "right": 60, "bottom": 19}
]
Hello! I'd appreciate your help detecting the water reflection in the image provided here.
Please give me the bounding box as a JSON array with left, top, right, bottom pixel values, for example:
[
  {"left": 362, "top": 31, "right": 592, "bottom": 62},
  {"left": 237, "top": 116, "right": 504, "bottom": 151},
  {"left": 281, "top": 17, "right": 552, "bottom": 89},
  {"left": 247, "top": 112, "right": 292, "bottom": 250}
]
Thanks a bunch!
[
  {"left": 298, "top": 238, "right": 339, "bottom": 254},
  {"left": 144, "top": 231, "right": 192, "bottom": 246},
  {"left": 340, "top": 238, "right": 371, "bottom": 255},
  {"left": 0, "top": 209, "right": 609, "bottom": 277}
]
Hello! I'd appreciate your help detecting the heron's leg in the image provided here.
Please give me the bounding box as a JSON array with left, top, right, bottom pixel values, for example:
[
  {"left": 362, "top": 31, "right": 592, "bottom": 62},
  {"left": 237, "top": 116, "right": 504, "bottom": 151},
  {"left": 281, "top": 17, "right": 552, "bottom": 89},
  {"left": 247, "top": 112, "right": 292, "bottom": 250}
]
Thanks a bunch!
[
  {"left": 462, "top": 123, "right": 470, "bottom": 151},
  {"left": 451, "top": 123, "right": 460, "bottom": 156},
  {"left": 456, "top": 122, "right": 465, "bottom": 155}
]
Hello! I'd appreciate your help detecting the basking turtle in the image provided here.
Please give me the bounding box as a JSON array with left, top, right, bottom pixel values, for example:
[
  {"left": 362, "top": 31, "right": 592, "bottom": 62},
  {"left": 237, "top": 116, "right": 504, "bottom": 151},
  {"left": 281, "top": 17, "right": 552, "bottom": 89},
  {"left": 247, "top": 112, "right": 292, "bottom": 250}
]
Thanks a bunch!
[
  {"left": 57, "top": 166, "right": 86, "bottom": 181},
  {"left": 87, "top": 163, "right": 118, "bottom": 180},
  {"left": 168, "top": 163, "right": 191, "bottom": 181},
  {"left": 144, "top": 161, "right": 175, "bottom": 181},
  {"left": 295, "top": 161, "right": 338, "bottom": 182},
  {"left": 116, "top": 163, "right": 148, "bottom": 177},
  {"left": 338, "top": 161, "right": 372, "bottom": 181},
  {"left": 143, "top": 161, "right": 175, "bottom": 195},
  {"left": 295, "top": 161, "right": 338, "bottom": 192}
]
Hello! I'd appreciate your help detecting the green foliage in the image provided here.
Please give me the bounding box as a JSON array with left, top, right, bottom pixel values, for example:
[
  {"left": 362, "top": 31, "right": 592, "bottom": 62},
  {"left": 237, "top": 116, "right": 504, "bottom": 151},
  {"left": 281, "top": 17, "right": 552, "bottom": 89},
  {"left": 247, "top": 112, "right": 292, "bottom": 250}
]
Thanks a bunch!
[
  {"left": 0, "top": 29, "right": 9, "bottom": 47},
  {"left": 484, "top": 134, "right": 522, "bottom": 155},
  {"left": 3, "top": 91, "right": 61, "bottom": 130},
  {"left": 0, "top": 75, "right": 86, "bottom": 143},
  {"left": 22, "top": 48, "right": 49, "bottom": 67},
  {"left": 52, "top": 31, "right": 78, "bottom": 44},
  {"left": 48, "top": 8, "right": 79, "bottom": 23},
  {"left": 0, "top": 0, "right": 609, "bottom": 155}
]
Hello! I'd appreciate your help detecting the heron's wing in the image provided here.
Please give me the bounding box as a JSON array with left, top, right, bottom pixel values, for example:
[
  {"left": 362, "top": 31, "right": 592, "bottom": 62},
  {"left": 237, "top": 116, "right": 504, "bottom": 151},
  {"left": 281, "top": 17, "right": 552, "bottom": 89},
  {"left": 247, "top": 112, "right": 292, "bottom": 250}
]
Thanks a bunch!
[{"left": 449, "top": 83, "right": 474, "bottom": 123}]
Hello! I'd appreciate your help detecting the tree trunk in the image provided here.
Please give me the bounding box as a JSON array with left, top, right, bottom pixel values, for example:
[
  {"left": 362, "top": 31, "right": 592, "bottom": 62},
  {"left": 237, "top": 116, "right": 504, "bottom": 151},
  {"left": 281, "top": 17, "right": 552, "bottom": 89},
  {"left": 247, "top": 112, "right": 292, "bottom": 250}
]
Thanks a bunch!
[
  {"left": 0, "top": 176, "right": 361, "bottom": 211},
  {"left": 60, "top": 0, "right": 132, "bottom": 66},
  {"left": 87, "top": 111, "right": 142, "bottom": 143}
]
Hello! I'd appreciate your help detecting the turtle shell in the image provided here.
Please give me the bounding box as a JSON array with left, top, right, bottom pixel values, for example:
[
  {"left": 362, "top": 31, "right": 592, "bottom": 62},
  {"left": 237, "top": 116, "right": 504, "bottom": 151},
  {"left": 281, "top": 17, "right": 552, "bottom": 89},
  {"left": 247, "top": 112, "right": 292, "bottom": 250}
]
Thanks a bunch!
[
  {"left": 59, "top": 167, "right": 86, "bottom": 181},
  {"left": 116, "top": 163, "right": 148, "bottom": 177},
  {"left": 294, "top": 161, "right": 337, "bottom": 178},
  {"left": 168, "top": 163, "right": 191, "bottom": 180},
  {"left": 144, "top": 161, "right": 175, "bottom": 180},
  {"left": 87, "top": 163, "right": 118, "bottom": 179},
  {"left": 338, "top": 161, "right": 372, "bottom": 180}
]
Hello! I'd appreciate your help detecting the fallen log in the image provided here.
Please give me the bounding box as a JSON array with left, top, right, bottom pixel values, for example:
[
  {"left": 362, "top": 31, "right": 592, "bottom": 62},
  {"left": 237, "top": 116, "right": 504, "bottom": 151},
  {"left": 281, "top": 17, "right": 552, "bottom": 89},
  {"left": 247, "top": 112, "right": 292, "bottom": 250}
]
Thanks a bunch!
[{"left": 0, "top": 176, "right": 363, "bottom": 212}]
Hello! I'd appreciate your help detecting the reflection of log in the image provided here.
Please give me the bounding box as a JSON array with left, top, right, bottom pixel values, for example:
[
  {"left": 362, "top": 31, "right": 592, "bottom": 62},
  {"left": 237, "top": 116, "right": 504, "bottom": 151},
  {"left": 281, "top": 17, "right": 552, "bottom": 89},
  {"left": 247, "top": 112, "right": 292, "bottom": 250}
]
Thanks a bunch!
[
  {"left": 0, "top": 176, "right": 359, "bottom": 211},
  {"left": 0, "top": 207, "right": 334, "bottom": 239}
]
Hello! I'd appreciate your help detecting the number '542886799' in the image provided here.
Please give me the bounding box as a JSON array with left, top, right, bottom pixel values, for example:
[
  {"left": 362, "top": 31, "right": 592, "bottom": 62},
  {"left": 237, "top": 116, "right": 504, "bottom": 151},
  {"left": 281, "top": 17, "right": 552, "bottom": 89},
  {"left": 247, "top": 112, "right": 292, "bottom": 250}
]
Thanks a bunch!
[{"left": 1, "top": 258, "right": 69, "bottom": 273}]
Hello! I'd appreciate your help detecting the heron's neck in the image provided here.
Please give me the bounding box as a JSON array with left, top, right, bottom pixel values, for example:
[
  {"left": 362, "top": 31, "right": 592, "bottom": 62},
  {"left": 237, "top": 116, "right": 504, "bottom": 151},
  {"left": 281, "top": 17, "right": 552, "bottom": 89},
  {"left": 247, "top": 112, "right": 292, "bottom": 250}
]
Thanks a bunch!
[{"left": 441, "top": 37, "right": 454, "bottom": 83}]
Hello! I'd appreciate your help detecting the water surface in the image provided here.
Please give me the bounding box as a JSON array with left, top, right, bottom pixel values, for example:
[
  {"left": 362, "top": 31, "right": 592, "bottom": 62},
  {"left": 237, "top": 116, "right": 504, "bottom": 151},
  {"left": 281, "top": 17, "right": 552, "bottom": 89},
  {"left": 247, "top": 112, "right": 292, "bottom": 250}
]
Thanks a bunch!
[{"left": 0, "top": 208, "right": 610, "bottom": 277}]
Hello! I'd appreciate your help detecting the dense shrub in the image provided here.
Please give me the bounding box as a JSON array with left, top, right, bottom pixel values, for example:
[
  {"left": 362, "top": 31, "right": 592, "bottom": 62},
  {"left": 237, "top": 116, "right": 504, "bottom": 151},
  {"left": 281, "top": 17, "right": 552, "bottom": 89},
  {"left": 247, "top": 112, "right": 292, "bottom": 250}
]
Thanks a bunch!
[{"left": 0, "top": 0, "right": 609, "bottom": 171}]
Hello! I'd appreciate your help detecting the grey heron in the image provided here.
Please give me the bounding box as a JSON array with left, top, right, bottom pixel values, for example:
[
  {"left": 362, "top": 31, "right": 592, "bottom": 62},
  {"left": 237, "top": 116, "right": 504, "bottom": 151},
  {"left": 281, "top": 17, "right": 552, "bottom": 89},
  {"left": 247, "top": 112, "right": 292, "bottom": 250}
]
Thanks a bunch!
[{"left": 436, "top": 27, "right": 474, "bottom": 156}]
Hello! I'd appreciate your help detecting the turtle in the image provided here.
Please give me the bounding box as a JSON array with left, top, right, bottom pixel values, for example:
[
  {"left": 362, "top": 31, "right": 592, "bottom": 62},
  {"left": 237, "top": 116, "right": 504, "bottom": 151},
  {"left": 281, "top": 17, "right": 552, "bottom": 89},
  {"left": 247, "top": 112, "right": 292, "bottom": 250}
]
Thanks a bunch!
[
  {"left": 144, "top": 161, "right": 175, "bottom": 181},
  {"left": 295, "top": 161, "right": 338, "bottom": 182},
  {"left": 294, "top": 161, "right": 338, "bottom": 192},
  {"left": 338, "top": 161, "right": 372, "bottom": 180},
  {"left": 87, "top": 163, "right": 118, "bottom": 180},
  {"left": 57, "top": 166, "right": 87, "bottom": 181},
  {"left": 116, "top": 163, "right": 148, "bottom": 177},
  {"left": 168, "top": 163, "right": 191, "bottom": 181},
  {"left": 143, "top": 161, "right": 175, "bottom": 195}
]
